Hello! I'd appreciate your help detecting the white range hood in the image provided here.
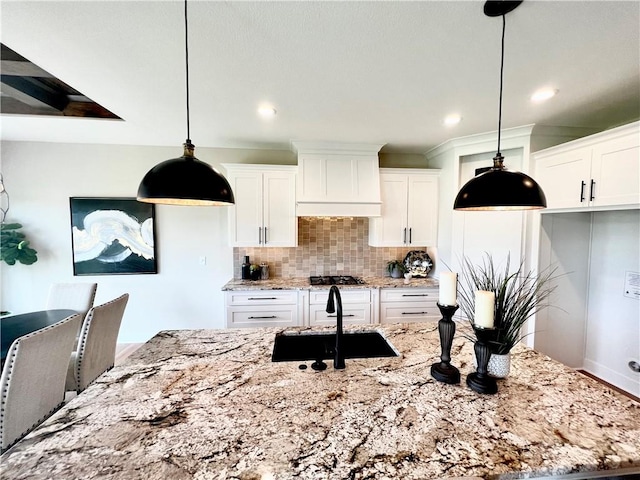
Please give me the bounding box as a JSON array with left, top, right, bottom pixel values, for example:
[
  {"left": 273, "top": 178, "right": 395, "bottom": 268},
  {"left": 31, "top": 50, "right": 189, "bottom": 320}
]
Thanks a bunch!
[{"left": 292, "top": 141, "right": 384, "bottom": 217}]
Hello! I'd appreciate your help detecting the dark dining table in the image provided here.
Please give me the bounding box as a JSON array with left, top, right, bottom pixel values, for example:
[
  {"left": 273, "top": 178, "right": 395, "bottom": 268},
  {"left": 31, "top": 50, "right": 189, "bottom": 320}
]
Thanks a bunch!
[{"left": 1, "top": 309, "right": 78, "bottom": 363}]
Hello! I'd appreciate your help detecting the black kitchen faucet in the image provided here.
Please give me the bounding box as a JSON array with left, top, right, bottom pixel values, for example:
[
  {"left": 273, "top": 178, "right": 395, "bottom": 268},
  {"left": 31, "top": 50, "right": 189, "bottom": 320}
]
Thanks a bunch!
[{"left": 326, "top": 285, "right": 345, "bottom": 369}]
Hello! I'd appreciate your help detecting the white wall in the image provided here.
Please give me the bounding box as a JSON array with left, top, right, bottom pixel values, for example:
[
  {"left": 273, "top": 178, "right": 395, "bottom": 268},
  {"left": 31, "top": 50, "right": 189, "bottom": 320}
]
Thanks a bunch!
[
  {"left": 584, "top": 210, "right": 640, "bottom": 396},
  {"left": 0, "top": 141, "right": 294, "bottom": 343}
]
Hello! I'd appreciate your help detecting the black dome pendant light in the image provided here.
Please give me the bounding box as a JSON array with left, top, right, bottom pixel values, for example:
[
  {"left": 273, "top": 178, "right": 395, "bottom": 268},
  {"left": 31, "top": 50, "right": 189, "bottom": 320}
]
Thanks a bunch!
[
  {"left": 137, "top": 0, "right": 235, "bottom": 206},
  {"left": 453, "top": 0, "right": 546, "bottom": 211}
]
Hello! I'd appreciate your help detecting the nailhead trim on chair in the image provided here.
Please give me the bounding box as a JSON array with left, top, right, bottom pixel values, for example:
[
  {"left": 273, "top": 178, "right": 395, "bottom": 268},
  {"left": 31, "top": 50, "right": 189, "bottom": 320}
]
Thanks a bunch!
[
  {"left": 72, "top": 294, "right": 127, "bottom": 393},
  {"left": 0, "top": 315, "right": 78, "bottom": 453}
]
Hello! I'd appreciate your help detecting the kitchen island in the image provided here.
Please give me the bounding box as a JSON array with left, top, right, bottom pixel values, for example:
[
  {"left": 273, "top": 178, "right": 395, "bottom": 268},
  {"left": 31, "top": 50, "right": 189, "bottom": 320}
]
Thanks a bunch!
[{"left": 1, "top": 323, "right": 639, "bottom": 479}]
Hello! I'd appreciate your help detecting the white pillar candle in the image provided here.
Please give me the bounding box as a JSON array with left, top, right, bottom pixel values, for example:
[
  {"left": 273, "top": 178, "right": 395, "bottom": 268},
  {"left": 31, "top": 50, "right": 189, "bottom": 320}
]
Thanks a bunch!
[
  {"left": 439, "top": 272, "right": 457, "bottom": 306},
  {"left": 474, "top": 290, "right": 495, "bottom": 328}
]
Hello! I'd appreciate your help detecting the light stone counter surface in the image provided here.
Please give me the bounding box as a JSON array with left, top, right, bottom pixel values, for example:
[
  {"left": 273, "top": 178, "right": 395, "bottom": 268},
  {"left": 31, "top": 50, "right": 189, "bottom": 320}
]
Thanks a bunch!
[
  {"left": 1, "top": 324, "right": 639, "bottom": 480},
  {"left": 222, "top": 276, "right": 438, "bottom": 290}
]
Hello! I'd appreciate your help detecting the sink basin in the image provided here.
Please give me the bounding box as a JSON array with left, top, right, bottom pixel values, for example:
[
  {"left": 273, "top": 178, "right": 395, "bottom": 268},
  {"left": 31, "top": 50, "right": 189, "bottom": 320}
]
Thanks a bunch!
[{"left": 271, "top": 330, "right": 398, "bottom": 362}]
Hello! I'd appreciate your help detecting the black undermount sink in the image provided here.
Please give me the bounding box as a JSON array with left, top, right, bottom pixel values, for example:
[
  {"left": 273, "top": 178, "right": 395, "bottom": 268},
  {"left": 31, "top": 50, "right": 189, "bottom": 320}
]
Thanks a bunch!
[{"left": 271, "top": 330, "right": 398, "bottom": 362}]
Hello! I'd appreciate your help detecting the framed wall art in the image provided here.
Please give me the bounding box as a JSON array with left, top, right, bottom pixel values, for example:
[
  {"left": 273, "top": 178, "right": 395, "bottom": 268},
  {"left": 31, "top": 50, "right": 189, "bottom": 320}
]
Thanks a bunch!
[{"left": 69, "top": 197, "right": 157, "bottom": 275}]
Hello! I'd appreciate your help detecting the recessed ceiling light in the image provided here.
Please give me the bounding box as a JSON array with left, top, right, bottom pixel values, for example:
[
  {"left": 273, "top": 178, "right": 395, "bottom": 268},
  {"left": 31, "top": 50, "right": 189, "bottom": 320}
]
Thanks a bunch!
[
  {"left": 257, "top": 105, "right": 277, "bottom": 118},
  {"left": 443, "top": 114, "right": 462, "bottom": 126},
  {"left": 531, "top": 88, "right": 558, "bottom": 103}
]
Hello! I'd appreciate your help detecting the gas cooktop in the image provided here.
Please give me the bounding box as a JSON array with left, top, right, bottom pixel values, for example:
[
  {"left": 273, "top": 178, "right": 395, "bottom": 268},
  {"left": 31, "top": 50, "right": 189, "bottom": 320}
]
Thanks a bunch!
[{"left": 309, "top": 275, "right": 365, "bottom": 286}]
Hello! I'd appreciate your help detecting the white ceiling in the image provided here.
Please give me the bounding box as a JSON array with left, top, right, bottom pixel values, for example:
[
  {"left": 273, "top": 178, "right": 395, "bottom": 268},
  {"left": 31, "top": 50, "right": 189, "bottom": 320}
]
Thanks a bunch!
[{"left": 1, "top": 0, "right": 639, "bottom": 154}]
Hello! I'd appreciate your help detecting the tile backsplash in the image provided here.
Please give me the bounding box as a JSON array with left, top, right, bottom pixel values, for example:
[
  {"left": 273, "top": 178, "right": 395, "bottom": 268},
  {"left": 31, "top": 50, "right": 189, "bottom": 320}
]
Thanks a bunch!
[{"left": 233, "top": 217, "right": 432, "bottom": 278}]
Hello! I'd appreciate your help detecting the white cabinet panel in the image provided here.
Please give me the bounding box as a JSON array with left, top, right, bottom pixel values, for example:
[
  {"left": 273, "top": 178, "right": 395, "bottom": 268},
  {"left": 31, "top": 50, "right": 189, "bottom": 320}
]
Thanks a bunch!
[
  {"left": 533, "top": 121, "right": 640, "bottom": 211},
  {"left": 226, "top": 290, "right": 299, "bottom": 305},
  {"left": 591, "top": 134, "right": 640, "bottom": 207},
  {"left": 535, "top": 148, "right": 592, "bottom": 209},
  {"left": 223, "top": 165, "right": 297, "bottom": 247},
  {"left": 309, "top": 288, "right": 373, "bottom": 326},
  {"left": 309, "top": 289, "right": 371, "bottom": 305},
  {"left": 379, "top": 287, "right": 439, "bottom": 324},
  {"left": 227, "top": 306, "right": 298, "bottom": 328},
  {"left": 369, "top": 169, "right": 439, "bottom": 247},
  {"left": 309, "top": 304, "right": 371, "bottom": 326},
  {"left": 380, "top": 289, "right": 437, "bottom": 303},
  {"left": 225, "top": 290, "right": 300, "bottom": 328}
]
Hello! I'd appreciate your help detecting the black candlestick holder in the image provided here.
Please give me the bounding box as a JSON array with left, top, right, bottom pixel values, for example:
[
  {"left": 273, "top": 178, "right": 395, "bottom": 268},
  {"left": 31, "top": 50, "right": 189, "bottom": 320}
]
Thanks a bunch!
[
  {"left": 466, "top": 325, "right": 498, "bottom": 394},
  {"left": 430, "top": 303, "right": 460, "bottom": 384}
]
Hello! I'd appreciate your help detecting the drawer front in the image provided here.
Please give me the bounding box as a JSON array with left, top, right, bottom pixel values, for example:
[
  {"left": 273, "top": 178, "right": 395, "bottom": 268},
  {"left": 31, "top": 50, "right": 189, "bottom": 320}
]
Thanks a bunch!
[
  {"left": 308, "top": 304, "right": 371, "bottom": 326},
  {"left": 380, "top": 303, "right": 440, "bottom": 324},
  {"left": 309, "top": 289, "right": 371, "bottom": 305},
  {"left": 226, "top": 305, "right": 299, "bottom": 328},
  {"left": 226, "top": 290, "right": 298, "bottom": 306},
  {"left": 380, "top": 288, "right": 437, "bottom": 303}
]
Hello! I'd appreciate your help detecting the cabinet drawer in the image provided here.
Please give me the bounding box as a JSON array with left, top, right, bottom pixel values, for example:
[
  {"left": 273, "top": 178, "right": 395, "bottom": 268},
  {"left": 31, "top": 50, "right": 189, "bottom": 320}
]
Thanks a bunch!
[
  {"left": 309, "top": 289, "right": 371, "bottom": 305},
  {"left": 380, "top": 303, "right": 440, "bottom": 324},
  {"left": 226, "top": 305, "right": 299, "bottom": 328},
  {"left": 380, "top": 288, "right": 437, "bottom": 303},
  {"left": 226, "top": 290, "right": 298, "bottom": 306},
  {"left": 308, "top": 304, "right": 371, "bottom": 326}
]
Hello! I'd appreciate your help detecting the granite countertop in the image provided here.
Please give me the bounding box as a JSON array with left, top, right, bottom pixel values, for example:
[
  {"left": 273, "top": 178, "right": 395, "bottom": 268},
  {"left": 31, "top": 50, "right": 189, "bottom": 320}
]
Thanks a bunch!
[
  {"left": 222, "top": 276, "right": 439, "bottom": 290},
  {"left": 2, "top": 324, "right": 639, "bottom": 479}
]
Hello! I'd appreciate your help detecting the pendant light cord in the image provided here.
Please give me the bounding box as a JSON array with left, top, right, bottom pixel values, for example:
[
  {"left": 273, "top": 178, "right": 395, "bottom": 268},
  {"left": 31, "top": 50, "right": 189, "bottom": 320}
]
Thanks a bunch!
[
  {"left": 496, "top": 13, "right": 506, "bottom": 157},
  {"left": 184, "top": 0, "right": 191, "bottom": 143}
]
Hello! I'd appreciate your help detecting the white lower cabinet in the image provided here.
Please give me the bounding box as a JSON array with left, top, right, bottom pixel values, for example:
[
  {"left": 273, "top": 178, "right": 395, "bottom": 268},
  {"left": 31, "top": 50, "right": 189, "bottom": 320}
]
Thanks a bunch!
[
  {"left": 308, "top": 290, "right": 372, "bottom": 326},
  {"left": 380, "top": 288, "right": 439, "bottom": 324},
  {"left": 225, "top": 287, "right": 440, "bottom": 328},
  {"left": 225, "top": 290, "right": 302, "bottom": 328}
]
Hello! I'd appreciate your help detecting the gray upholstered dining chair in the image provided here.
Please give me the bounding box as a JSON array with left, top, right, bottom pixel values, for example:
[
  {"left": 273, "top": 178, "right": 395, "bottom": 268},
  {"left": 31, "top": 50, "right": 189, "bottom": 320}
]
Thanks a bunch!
[
  {"left": 65, "top": 293, "right": 129, "bottom": 394},
  {"left": 46, "top": 282, "right": 98, "bottom": 321},
  {"left": 0, "top": 312, "right": 82, "bottom": 453}
]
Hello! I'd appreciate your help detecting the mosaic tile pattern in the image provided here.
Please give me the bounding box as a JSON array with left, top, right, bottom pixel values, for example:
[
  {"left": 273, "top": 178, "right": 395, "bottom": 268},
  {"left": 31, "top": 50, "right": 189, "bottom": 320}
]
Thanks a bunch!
[{"left": 234, "top": 217, "right": 432, "bottom": 278}]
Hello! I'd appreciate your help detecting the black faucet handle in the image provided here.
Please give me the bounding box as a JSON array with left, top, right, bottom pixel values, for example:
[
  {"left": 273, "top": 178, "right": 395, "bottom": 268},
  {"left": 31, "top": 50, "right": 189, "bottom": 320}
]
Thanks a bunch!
[{"left": 311, "top": 359, "right": 328, "bottom": 371}]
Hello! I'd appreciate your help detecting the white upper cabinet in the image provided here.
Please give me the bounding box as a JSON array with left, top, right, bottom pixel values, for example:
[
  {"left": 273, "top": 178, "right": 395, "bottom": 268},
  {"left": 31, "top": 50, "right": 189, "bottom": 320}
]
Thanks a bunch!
[
  {"left": 369, "top": 168, "right": 439, "bottom": 247},
  {"left": 223, "top": 164, "right": 297, "bottom": 247},
  {"left": 533, "top": 122, "right": 639, "bottom": 211}
]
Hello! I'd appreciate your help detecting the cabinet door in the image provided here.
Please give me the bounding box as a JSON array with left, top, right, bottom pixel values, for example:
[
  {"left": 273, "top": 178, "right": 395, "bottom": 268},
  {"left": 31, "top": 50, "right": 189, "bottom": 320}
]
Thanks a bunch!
[
  {"left": 369, "top": 174, "right": 408, "bottom": 246},
  {"left": 534, "top": 148, "right": 592, "bottom": 209},
  {"left": 407, "top": 175, "right": 438, "bottom": 246},
  {"left": 227, "top": 171, "right": 263, "bottom": 246},
  {"left": 308, "top": 304, "right": 371, "bottom": 326},
  {"left": 227, "top": 305, "right": 298, "bottom": 328},
  {"left": 591, "top": 133, "right": 640, "bottom": 207},
  {"left": 263, "top": 171, "right": 298, "bottom": 247}
]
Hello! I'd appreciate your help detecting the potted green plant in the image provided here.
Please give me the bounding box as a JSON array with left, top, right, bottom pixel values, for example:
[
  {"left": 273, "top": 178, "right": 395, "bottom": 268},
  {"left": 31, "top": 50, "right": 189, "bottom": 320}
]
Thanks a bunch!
[
  {"left": 0, "top": 174, "right": 38, "bottom": 266},
  {"left": 0, "top": 222, "right": 38, "bottom": 266},
  {"left": 386, "top": 260, "right": 406, "bottom": 279},
  {"left": 457, "top": 253, "right": 557, "bottom": 377}
]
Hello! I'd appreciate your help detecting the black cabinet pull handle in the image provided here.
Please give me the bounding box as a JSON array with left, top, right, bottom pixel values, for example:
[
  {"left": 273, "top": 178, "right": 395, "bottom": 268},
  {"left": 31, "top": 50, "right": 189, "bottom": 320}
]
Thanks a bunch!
[
  {"left": 402, "top": 311, "right": 429, "bottom": 315},
  {"left": 590, "top": 179, "right": 595, "bottom": 201},
  {"left": 248, "top": 297, "right": 277, "bottom": 300},
  {"left": 409, "top": 227, "right": 412, "bottom": 244},
  {"left": 580, "top": 181, "right": 586, "bottom": 202},
  {"left": 264, "top": 227, "right": 268, "bottom": 244},
  {"left": 248, "top": 315, "right": 277, "bottom": 319},
  {"left": 258, "top": 227, "right": 262, "bottom": 244},
  {"left": 327, "top": 314, "right": 355, "bottom": 318},
  {"left": 403, "top": 228, "right": 407, "bottom": 244},
  {"left": 402, "top": 294, "right": 429, "bottom": 297}
]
